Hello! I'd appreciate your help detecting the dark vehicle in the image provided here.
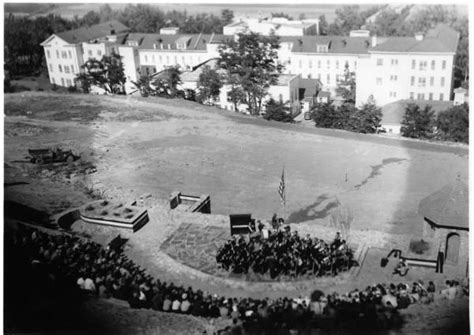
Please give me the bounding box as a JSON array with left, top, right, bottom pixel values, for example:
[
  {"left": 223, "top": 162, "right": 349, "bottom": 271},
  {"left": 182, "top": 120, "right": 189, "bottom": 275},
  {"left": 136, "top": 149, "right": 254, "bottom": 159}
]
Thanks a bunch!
[{"left": 28, "top": 148, "right": 80, "bottom": 164}]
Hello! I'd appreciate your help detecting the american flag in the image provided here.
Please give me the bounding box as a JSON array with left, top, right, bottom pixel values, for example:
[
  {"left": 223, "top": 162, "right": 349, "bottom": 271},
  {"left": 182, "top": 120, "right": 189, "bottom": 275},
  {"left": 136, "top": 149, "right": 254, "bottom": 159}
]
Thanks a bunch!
[{"left": 278, "top": 168, "right": 286, "bottom": 205}]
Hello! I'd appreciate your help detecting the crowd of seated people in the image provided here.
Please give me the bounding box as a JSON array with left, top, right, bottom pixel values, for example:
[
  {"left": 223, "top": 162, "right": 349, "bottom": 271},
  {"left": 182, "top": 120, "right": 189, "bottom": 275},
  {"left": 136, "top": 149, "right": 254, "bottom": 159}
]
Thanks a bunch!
[
  {"left": 6, "top": 223, "right": 468, "bottom": 334},
  {"left": 216, "top": 222, "right": 354, "bottom": 279}
]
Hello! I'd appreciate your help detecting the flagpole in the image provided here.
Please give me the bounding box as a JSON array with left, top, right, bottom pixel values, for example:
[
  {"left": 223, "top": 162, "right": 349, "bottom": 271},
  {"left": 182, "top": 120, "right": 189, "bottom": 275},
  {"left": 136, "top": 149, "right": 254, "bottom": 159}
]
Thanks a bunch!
[{"left": 278, "top": 165, "right": 287, "bottom": 223}]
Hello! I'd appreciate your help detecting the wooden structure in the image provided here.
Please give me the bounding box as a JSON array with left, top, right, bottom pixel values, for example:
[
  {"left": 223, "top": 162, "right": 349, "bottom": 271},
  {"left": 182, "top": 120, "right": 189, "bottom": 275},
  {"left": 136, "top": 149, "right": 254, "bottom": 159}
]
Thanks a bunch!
[
  {"left": 169, "top": 191, "right": 211, "bottom": 214},
  {"left": 418, "top": 178, "right": 469, "bottom": 276},
  {"left": 229, "top": 214, "right": 252, "bottom": 235}
]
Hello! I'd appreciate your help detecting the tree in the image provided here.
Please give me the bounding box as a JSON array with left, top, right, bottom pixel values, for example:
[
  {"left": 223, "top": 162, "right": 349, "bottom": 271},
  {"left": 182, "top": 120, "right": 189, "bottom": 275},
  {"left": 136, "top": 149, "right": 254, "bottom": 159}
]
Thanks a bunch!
[
  {"left": 271, "top": 12, "right": 293, "bottom": 20},
  {"left": 221, "top": 9, "right": 234, "bottom": 25},
  {"left": 350, "top": 103, "right": 382, "bottom": 133},
  {"left": 452, "top": 16, "right": 469, "bottom": 88},
  {"left": 196, "top": 65, "right": 223, "bottom": 104},
  {"left": 400, "top": 103, "right": 435, "bottom": 139},
  {"left": 218, "top": 32, "right": 282, "bottom": 115},
  {"left": 226, "top": 74, "right": 246, "bottom": 112},
  {"left": 263, "top": 98, "right": 293, "bottom": 122},
  {"left": 335, "top": 62, "right": 356, "bottom": 103},
  {"left": 318, "top": 15, "right": 328, "bottom": 35},
  {"left": 75, "top": 54, "right": 126, "bottom": 94},
  {"left": 151, "top": 66, "right": 182, "bottom": 97},
  {"left": 81, "top": 10, "right": 101, "bottom": 26},
  {"left": 366, "top": 8, "right": 409, "bottom": 36},
  {"left": 311, "top": 102, "right": 338, "bottom": 128},
  {"left": 131, "top": 73, "right": 153, "bottom": 97},
  {"left": 436, "top": 103, "right": 469, "bottom": 143},
  {"left": 329, "top": 5, "right": 365, "bottom": 35}
]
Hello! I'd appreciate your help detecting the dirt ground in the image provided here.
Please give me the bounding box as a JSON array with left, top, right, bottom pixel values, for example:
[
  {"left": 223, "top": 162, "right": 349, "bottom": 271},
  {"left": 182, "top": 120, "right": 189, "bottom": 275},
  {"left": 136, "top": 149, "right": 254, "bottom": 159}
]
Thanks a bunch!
[{"left": 3, "top": 92, "right": 469, "bottom": 334}]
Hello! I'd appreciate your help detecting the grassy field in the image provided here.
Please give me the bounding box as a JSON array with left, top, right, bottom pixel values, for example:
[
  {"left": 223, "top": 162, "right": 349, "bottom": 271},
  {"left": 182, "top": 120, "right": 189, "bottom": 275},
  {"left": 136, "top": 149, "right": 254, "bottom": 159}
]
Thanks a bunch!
[{"left": 4, "top": 92, "right": 468, "bottom": 238}]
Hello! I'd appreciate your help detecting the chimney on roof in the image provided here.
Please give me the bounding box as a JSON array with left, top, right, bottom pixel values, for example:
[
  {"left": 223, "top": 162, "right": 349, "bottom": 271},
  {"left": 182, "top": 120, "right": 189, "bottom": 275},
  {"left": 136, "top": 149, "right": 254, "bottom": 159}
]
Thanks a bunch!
[
  {"left": 371, "top": 35, "right": 377, "bottom": 47},
  {"left": 415, "top": 33, "right": 424, "bottom": 41},
  {"left": 168, "top": 44, "right": 171, "bottom": 49},
  {"left": 153, "top": 43, "right": 156, "bottom": 49}
]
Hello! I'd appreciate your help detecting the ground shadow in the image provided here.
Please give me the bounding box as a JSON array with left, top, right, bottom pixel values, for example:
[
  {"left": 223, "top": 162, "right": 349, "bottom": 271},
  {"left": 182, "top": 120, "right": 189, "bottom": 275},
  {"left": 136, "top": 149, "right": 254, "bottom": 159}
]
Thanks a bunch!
[
  {"left": 354, "top": 158, "right": 407, "bottom": 190},
  {"left": 287, "top": 194, "right": 340, "bottom": 223}
]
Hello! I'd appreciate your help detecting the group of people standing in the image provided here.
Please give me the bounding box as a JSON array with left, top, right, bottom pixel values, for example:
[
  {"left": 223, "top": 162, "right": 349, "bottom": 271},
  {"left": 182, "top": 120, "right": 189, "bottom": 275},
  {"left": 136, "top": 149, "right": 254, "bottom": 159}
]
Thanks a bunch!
[{"left": 217, "top": 218, "right": 355, "bottom": 279}]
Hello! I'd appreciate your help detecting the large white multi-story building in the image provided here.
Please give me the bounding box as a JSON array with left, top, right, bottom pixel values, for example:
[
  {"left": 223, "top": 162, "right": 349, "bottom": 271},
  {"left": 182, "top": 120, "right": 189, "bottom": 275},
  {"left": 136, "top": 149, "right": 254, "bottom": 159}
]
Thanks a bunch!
[
  {"left": 40, "top": 21, "right": 130, "bottom": 88},
  {"left": 41, "top": 20, "right": 459, "bottom": 109},
  {"left": 356, "top": 25, "right": 459, "bottom": 106}
]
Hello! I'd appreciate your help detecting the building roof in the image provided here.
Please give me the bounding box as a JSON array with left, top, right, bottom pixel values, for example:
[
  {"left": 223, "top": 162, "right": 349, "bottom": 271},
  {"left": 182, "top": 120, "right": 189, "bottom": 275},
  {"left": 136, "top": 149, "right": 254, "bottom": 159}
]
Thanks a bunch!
[
  {"left": 180, "top": 59, "right": 224, "bottom": 83},
  {"left": 381, "top": 99, "right": 454, "bottom": 125},
  {"left": 280, "top": 36, "right": 371, "bottom": 55},
  {"left": 418, "top": 178, "right": 469, "bottom": 230},
  {"left": 134, "top": 33, "right": 226, "bottom": 51},
  {"left": 276, "top": 74, "right": 299, "bottom": 86},
  {"left": 299, "top": 78, "right": 321, "bottom": 97},
  {"left": 317, "top": 91, "right": 331, "bottom": 98},
  {"left": 55, "top": 20, "right": 129, "bottom": 44},
  {"left": 371, "top": 24, "right": 459, "bottom": 53}
]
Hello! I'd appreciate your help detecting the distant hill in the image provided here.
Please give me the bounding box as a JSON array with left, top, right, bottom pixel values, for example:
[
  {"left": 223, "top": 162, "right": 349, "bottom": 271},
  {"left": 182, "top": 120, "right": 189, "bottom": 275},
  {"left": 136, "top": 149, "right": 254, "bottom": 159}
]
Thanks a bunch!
[
  {"left": 365, "top": 4, "right": 468, "bottom": 24},
  {"left": 3, "top": 3, "right": 375, "bottom": 22}
]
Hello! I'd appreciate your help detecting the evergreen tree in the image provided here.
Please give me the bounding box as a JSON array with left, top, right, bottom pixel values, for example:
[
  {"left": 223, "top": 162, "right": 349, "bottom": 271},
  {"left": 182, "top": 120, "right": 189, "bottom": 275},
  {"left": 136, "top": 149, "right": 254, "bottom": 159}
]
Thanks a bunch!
[
  {"left": 436, "top": 103, "right": 469, "bottom": 143},
  {"left": 350, "top": 103, "right": 382, "bottom": 133},
  {"left": 400, "top": 103, "right": 435, "bottom": 139},
  {"left": 263, "top": 98, "right": 293, "bottom": 122},
  {"left": 335, "top": 62, "right": 356, "bottom": 103}
]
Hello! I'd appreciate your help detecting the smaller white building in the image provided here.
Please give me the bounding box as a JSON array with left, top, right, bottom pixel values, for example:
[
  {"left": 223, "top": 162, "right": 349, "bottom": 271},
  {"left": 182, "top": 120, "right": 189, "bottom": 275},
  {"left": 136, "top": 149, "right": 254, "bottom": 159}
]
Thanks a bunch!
[
  {"left": 223, "top": 16, "right": 319, "bottom": 36},
  {"left": 453, "top": 87, "right": 468, "bottom": 106}
]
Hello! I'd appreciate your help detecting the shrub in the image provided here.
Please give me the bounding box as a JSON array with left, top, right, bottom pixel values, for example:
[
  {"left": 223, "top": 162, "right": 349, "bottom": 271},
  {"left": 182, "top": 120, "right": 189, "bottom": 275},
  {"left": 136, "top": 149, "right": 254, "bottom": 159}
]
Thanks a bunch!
[
  {"left": 85, "top": 205, "right": 94, "bottom": 211},
  {"left": 400, "top": 104, "right": 435, "bottom": 139},
  {"left": 436, "top": 103, "right": 469, "bottom": 143},
  {"left": 263, "top": 98, "right": 294, "bottom": 122},
  {"left": 100, "top": 210, "right": 108, "bottom": 216}
]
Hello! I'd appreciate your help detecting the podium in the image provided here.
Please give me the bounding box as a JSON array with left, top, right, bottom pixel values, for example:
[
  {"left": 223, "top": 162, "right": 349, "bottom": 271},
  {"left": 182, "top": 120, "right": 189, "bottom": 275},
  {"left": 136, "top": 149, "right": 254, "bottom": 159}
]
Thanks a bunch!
[{"left": 229, "top": 214, "right": 252, "bottom": 235}]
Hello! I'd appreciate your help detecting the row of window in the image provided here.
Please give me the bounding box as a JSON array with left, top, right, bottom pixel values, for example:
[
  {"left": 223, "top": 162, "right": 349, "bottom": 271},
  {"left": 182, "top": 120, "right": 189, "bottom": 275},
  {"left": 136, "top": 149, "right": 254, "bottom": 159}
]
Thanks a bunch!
[
  {"left": 51, "top": 77, "right": 73, "bottom": 87},
  {"left": 410, "top": 76, "right": 445, "bottom": 87},
  {"left": 51, "top": 64, "right": 75, "bottom": 74},
  {"left": 412, "top": 59, "right": 447, "bottom": 71},
  {"left": 143, "top": 54, "right": 203, "bottom": 65},
  {"left": 409, "top": 92, "right": 444, "bottom": 101},
  {"left": 47, "top": 49, "right": 73, "bottom": 60},
  {"left": 376, "top": 76, "right": 446, "bottom": 87},
  {"left": 377, "top": 58, "right": 447, "bottom": 70},
  {"left": 298, "top": 59, "right": 356, "bottom": 70},
  {"left": 87, "top": 49, "right": 103, "bottom": 57},
  {"left": 388, "top": 91, "right": 445, "bottom": 101}
]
